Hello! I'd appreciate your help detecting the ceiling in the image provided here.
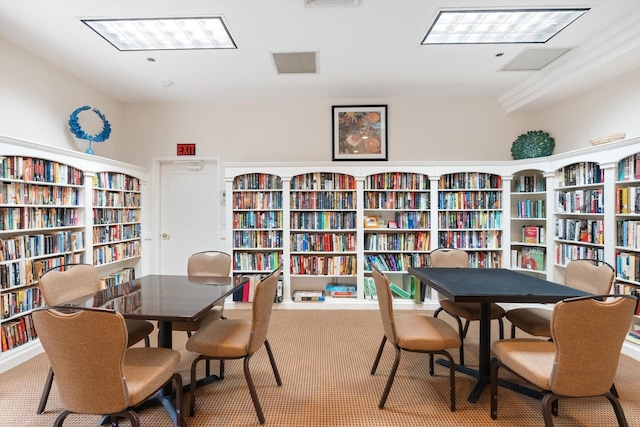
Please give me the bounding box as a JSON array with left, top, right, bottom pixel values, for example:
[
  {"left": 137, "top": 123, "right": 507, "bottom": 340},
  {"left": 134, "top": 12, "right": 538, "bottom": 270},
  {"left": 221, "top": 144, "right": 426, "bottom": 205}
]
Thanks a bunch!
[{"left": 1, "top": 0, "right": 640, "bottom": 113}]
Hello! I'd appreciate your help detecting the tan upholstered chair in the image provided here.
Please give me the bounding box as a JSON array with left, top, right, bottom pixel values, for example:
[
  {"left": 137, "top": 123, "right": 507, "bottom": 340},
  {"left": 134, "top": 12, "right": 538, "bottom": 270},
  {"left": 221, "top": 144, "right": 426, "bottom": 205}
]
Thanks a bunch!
[
  {"left": 186, "top": 268, "right": 282, "bottom": 425},
  {"left": 37, "top": 263, "right": 154, "bottom": 414},
  {"left": 32, "top": 306, "right": 184, "bottom": 427},
  {"left": 429, "top": 248, "right": 505, "bottom": 365},
  {"left": 370, "top": 266, "right": 461, "bottom": 411},
  {"left": 173, "top": 251, "right": 232, "bottom": 336},
  {"left": 506, "top": 259, "right": 615, "bottom": 338},
  {"left": 491, "top": 294, "right": 637, "bottom": 426}
]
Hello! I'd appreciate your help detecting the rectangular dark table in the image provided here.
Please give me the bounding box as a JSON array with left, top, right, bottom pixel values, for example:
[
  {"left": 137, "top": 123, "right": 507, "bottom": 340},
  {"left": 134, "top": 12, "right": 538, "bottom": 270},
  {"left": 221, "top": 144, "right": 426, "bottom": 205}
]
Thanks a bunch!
[
  {"left": 408, "top": 267, "right": 591, "bottom": 403},
  {"left": 70, "top": 274, "right": 246, "bottom": 426}
]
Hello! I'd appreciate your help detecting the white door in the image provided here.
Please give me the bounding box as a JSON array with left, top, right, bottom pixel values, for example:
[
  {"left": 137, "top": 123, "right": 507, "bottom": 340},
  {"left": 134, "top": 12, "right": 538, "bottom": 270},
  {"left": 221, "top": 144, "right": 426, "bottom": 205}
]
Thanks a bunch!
[{"left": 158, "top": 160, "right": 219, "bottom": 275}]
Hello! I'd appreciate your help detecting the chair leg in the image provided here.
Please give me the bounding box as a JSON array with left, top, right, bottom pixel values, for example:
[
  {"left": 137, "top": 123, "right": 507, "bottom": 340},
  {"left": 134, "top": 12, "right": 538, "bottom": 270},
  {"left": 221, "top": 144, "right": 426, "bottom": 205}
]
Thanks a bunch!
[
  {"left": 498, "top": 318, "right": 504, "bottom": 340},
  {"left": 190, "top": 355, "right": 207, "bottom": 417},
  {"left": 144, "top": 336, "right": 150, "bottom": 347},
  {"left": 611, "top": 383, "right": 619, "bottom": 398},
  {"left": 53, "top": 409, "right": 71, "bottom": 427},
  {"left": 429, "top": 353, "right": 434, "bottom": 376},
  {"left": 510, "top": 323, "right": 517, "bottom": 338},
  {"left": 244, "top": 354, "right": 266, "bottom": 425},
  {"left": 542, "top": 393, "right": 559, "bottom": 427},
  {"left": 371, "top": 336, "right": 387, "bottom": 375},
  {"left": 378, "top": 346, "right": 401, "bottom": 409},
  {"left": 172, "top": 373, "right": 184, "bottom": 427},
  {"left": 604, "top": 391, "right": 630, "bottom": 427},
  {"left": 437, "top": 350, "right": 456, "bottom": 412},
  {"left": 453, "top": 316, "right": 465, "bottom": 366},
  {"left": 433, "top": 307, "right": 444, "bottom": 318},
  {"left": 490, "top": 357, "right": 500, "bottom": 419},
  {"left": 264, "top": 339, "right": 282, "bottom": 386},
  {"left": 37, "top": 367, "right": 55, "bottom": 414},
  {"left": 219, "top": 359, "right": 225, "bottom": 379},
  {"left": 462, "top": 319, "right": 471, "bottom": 338}
]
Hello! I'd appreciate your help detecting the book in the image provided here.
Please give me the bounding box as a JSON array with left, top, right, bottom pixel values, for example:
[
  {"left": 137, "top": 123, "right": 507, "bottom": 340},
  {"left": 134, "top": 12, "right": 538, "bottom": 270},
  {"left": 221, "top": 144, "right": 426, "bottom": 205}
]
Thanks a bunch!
[
  {"left": 389, "top": 282, "right": 411, "bottom": 299},
  {"left": 521, "top": 247, "right": 544, "bottom": 271},
  {"left": 293, "top": 290, "right": 325, "bottom": 302},
  {"left": 523, "top": 226, "right": 541, "bottom": 244}
]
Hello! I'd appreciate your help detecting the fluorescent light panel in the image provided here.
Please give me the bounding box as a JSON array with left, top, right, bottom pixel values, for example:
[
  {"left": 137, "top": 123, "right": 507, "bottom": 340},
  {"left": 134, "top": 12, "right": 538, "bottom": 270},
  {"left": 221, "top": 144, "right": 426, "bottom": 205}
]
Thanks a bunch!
[
  {"left": 82, "top": 17, "right": 237, "bottom": 51},
  {"left": 422, "top": 8, "right": 589, "bottom": 44}
]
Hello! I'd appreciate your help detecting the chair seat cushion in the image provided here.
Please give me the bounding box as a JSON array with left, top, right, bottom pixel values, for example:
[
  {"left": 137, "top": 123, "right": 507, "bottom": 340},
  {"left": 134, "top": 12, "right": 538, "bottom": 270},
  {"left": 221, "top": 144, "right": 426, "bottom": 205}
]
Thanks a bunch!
[
  {"left": 395, "top": 315, "right": 462, "bottom": 351},
  {"left": 505, "top": 307, "right": 552, "bottom": 337},
  {"left": 172, "top": 305, "right": 224, "bottom": 332},
  {"left": 440, "top": 300, "right": 505, "bottom": 321},
  {"left": 491, "top": 339, "right": 555, "bottom": 391},
  {"left": 186, "top": 318, "right": 251, "bottom": 359},
  {"left": 124, "top": 348, "right": 181, "bottom": 407},
  {"left": 125, "top": 319, "right": 154, "bottom": 347}
]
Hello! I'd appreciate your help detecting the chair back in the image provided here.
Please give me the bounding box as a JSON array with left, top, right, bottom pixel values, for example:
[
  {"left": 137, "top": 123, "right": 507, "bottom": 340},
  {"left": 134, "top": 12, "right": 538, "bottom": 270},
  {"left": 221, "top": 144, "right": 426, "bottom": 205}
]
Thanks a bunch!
[
  {"left": 32, "top": 306, "right": 130, "bottom": 414},
  {"left": 565, "top": 259, "right": 614, "bottom": 294},
  {"left": 247, "top": 268, "right": 281, "bottom": 355},
  {"left": 429, "top": 248, "right": 469, "bottom": 301},
  {"left": 39, "top": 264, "right": 101, "bottom": 305},
  {"left": 550, "top": 294, "right": 637, "bottom": 397},
  {"left": 187, "top": 251, "right": 232, "bottom": 277},
  {"left": 371, "top": 266, "right": 398, "bottom": 345}
]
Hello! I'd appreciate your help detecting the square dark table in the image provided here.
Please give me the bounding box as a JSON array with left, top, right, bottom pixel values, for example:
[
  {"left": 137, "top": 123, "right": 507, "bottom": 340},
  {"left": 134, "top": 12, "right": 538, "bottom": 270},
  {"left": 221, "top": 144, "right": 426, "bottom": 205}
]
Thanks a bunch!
[
  {"left": 70, "top": 274, "right": 246, "bottom": 426},
  {"left": 408, "top": 267, "right": 591, "bottom": 403}
]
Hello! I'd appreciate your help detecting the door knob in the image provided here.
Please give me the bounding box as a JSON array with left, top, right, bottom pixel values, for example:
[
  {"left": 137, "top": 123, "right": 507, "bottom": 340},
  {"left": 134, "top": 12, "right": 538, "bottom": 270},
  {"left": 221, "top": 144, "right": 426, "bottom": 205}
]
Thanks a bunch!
[{"left": 161, "top": 233, "right": 170, "bottom": 239}]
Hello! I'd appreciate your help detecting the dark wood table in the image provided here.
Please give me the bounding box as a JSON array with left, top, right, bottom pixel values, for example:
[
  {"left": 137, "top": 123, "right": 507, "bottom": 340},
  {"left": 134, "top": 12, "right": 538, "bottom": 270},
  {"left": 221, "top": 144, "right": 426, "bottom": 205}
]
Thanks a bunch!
[
  {"left": 72, "top": 274, "right": 246, "bottom": 426},
  {"left": 408, "top": 267, "right": 590, "bottom": 403}
]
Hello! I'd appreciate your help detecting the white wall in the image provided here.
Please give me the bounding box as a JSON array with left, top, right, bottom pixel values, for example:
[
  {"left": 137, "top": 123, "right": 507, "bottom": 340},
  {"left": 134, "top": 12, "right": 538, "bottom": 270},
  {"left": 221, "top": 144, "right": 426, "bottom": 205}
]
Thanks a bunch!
[
  {"left": 0, "top": 39, "right": 125, "bottom": 161},
  {"left": 535, "top": 68, "right": 640, "bottom": 150},
  {"left": 1, "top": 36, "right": 639, "bottom": 169}
]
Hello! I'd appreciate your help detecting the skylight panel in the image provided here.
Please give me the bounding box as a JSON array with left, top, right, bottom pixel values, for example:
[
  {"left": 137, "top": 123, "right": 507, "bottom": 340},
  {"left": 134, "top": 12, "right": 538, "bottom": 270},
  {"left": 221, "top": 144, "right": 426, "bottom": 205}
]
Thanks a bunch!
[
  {"left": 422, "top": 8, "right": 589, "bottom": 45},
  {"left": 82, "top": 17, "right": 237, "bottom": 51}
]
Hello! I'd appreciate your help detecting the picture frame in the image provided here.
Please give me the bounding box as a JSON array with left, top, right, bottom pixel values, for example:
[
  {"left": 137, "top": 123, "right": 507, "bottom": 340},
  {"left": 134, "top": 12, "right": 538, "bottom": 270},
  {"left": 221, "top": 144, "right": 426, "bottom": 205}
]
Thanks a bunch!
[
  {"left": 387, "top": 220, "right": 398, "bottom": 229},
  {"left": 332, "top": 105, "right": 387, "bottom": 161},
  {"left": 364, "top": 216, "right": 380, "bottom": 228}
]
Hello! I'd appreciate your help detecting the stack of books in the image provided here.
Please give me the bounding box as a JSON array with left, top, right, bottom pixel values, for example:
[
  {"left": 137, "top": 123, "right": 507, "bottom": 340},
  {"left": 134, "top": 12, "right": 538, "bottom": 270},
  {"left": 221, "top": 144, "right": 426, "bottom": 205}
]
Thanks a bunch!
[{"left": 325, "top": 284, "right": 357, "bottom": 298}]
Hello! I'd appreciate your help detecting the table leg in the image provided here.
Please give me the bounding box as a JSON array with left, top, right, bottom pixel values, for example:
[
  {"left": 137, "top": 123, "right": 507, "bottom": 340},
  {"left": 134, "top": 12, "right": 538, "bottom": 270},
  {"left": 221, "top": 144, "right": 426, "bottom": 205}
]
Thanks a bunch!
[{"left": 465, "top": 302, "right": 492, "bottom": 403}]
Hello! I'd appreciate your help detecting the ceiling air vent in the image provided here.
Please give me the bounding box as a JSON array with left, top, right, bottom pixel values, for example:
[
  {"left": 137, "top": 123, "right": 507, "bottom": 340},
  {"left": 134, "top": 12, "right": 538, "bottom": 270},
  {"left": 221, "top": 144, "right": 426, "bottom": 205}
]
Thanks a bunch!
[
  {"left": 500, "top": 48, "right": 572, "bottom": 71},
  {"left": 271, "top": 51, "right": 318, "bottom": 74},
  {"left": 305, "top": 0, "right": 360, "bottom": 7}
]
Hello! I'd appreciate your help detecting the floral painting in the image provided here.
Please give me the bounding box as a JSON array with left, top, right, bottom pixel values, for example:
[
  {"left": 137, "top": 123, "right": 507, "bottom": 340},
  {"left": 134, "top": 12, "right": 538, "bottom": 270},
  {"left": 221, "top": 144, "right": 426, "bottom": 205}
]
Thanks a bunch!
[{"left": 332, "top": 105, "right": 387, "bottom": 161}]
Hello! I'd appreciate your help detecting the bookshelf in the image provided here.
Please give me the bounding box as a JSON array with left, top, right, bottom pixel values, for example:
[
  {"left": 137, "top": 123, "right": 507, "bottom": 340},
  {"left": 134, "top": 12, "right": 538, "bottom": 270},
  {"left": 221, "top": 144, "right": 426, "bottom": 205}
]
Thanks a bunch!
[
  {"left": 613, "top": 152, "right": 640, "bottom": 343},
  {"left": 231, "top": 173, "right": 283, "bottom": 275},
  {"left": 92, "top": 171, "right": 142, "bottom": 269},
  {"left": 0, "top": 135, "right": 148, "bottom": 373},
  {"left": 510, "top": 169, "right": 548, "bottom": 277},
  {"left": 436, "top": 172, "right": 503, "bottom": 268}
]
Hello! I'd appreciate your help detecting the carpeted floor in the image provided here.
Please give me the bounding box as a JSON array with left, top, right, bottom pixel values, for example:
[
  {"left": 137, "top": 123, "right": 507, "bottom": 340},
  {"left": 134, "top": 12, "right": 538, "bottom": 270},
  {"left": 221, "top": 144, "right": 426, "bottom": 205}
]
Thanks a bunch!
[{"left": 1, "top": 309, "right": 639, "bottom": 427}]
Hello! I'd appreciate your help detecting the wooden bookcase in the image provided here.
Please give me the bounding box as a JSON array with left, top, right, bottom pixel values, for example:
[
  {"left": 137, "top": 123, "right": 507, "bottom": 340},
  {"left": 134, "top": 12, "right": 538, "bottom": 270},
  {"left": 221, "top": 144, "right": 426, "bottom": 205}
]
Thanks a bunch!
[{"left": 0, "top": 136, "right": 148, "bottom": 373}]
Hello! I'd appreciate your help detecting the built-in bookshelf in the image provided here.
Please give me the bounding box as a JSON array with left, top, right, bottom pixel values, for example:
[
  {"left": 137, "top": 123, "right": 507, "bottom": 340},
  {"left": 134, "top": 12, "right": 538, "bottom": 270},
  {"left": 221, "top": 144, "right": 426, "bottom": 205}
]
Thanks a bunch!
[
  {"left": 510, "top": 169, "right": 547, "bottom": 276},
  {"left": 1, "top": 156, "right": 85, "bottom": 358},
  {"left": 553, "top": 161, "right": 605, "bottom": 267},
  {"left": 231, "top": 173, "right": 283, "bottom": 275},
  {"left": 613, "top": 152, "right": 640, "bottom": 343},
  {"left": 0, "top": 136, "right": 149, "bottom": 373},
  {"left": 92, "top": 172, "right": 142, "bottom": 267},
  {"left": 289, "top": 172, "right": 357, "bottom": 299},
  {"left": 437, "top": 172, "right": 503, "bottom": 268}
]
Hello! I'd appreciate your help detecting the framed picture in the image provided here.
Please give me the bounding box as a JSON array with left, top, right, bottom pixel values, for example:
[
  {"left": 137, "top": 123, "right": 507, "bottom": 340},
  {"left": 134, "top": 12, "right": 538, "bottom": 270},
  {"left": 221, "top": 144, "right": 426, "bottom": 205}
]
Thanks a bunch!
[
  {"left": 387, "top": 220, "right": 398, "bottom": 229},
  {"left": 332, "top": 105, "right": 387, "bottom": 161}
]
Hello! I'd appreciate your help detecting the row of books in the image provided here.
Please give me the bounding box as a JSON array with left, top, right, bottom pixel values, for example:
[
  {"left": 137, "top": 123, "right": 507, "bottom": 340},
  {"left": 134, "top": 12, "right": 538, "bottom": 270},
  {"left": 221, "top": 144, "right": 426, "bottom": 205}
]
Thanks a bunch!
[
  {"left": 522, "top": 225, "right": 546, "bottom": 244},
  {"left": 289, "top": 255, "right": 356, "bottom": 276},
  {"left": 438, "top": 190, "right": 502, "bottom": 210},
  {"left": 232, "top": 251, "right": 281, "bottom": 272},
  {"left": 515, "top": 199, "right": 545, "bottom": 218},
  {"left": 93, "top": 191, "right": 140, "bottom": 208},
  {"left": 365, "top": 232, "right": 430, "bottom": 252},
  {"left": 1, "top": 313, "right": 37, "bottom": 352},
  {"left": 1, "top": 286, "right": 42, "bottom": 319},
  {"left": 93, "top": 223, "right": 141, "bottom": 245},
  {"left": 555, "top": 244, "right": 604, "bottom": 266},
  {"left": 363, "top": 191, "right": 429, "bottom": 210},
  {"left": 0, "top": 182, "right": 80, "bottom": 206},
  {"left": 438, "top": 172, "right": 502, "bottom": 190},
  {"left": 513, "top": 174, "right": 546, "bottom": 193},
  {"left": 365, "top": 253, "right": 429, "bottom": 272},
  {"left": 290, "top": 191, "right": 356, "bottom": 210},
  {"left": 555, "top": 162, "right": 603, "bottom": 187},
  {"left": 233, "top": 173, "right": 283, "bottom": 190},
  {"left": 556, "top": 188, "right": 603, "bottom": 213},
  {"left": 616, "top": 252, "right": 640, "bottom": 283},
  {"left": 617, "top": 154, "right": 640, "bottom": 181},
  {"left": 232, "top": 191, "right": 283, "bottom": 210},
  {"left": 438, "top": 210, "right": 501, "bottom": 229},
  {"left": 99, "top": 266, "right": 135, "bottom": 290},
  {"left": 93, "top": 208, "right": 140, "bottom": 224},
  {"left": 0, "top": 231, "right": 83, "bottom": 262},
  {"left": 615, "top": 186, "right": 640, "bottom": 214},
  {"left": 437, "top": 230, "right": 502, "bottom": 250},
  {"left": 617, "top": 220, "right": 640, "bottom": 249},
  {"left": 290, "top": 173, "right": 356, "bottom": 190},
  {"left": 232, "top": 211, "right": 283, "bottom": 229},
  {"left": 290, "top": 232, "right": 355, "bottom": 252},
  {"left": 234, "top": 230, "right": 283, "bottom": 249},
  {"left": 555, "top": 219, "right": 604, "bottom": 244},
  {"left": 290, "top": 211, "right": 357, "bottom": 229},
  {"left": 365, "top": 172, "right": 429, "bottom": 190},
  {"left": 93, "top": 240, "right": 141, "bottom": 265},
  {"left": 0, "top": 206, "right": 81, "bottom": 231},
  {"left": 1, "top": 156, "right": 83, "bottom": 185},
  {"left": 92, "top": 172, "right": 140, "bottom": 191}
]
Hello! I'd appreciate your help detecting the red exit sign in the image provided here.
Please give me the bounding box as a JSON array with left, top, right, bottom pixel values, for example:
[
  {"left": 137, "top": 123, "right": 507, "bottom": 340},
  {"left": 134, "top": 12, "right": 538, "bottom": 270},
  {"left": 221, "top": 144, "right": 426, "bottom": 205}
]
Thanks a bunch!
[{"left": 177, "top": 144, "right": 196, "bottom": 155}]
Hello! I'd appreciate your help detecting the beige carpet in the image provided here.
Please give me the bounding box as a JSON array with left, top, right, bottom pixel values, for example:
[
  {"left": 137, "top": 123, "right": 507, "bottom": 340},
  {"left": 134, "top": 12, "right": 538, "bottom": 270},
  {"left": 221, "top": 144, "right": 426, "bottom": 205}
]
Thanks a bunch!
[{"left": 1, "top": 309, "right": 639, "bottom": 427}]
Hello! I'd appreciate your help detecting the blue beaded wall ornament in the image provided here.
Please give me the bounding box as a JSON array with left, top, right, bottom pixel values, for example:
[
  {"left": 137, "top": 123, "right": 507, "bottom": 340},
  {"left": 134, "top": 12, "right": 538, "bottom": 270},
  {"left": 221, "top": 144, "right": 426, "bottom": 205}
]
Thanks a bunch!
[{"left": 68, "top": 105, "right": 111, "bottom": 154}]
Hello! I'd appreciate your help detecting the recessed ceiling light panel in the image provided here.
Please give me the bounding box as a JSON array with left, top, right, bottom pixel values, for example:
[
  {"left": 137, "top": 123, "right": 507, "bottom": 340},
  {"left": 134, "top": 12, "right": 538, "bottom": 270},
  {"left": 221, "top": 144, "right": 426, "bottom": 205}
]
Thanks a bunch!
[
  {"left": 82, "top": 17, "right": 237, "bottom": 51},
  {"left": 422, "top": 8, "right": 589, "bottom": 45}
]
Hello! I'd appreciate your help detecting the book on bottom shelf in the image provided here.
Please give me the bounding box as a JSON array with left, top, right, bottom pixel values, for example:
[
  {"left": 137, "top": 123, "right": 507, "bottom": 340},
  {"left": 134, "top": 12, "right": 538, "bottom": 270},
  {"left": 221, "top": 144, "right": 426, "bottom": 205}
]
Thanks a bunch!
[
  {"left": 325, "top": 283, "right": 357, "bottom": 298},
  {"left": 521, "top": 247, "right": 545, "bottom": 271},
  {"left": 293, "top": 290, "right": 325, "bottom": 302}
]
